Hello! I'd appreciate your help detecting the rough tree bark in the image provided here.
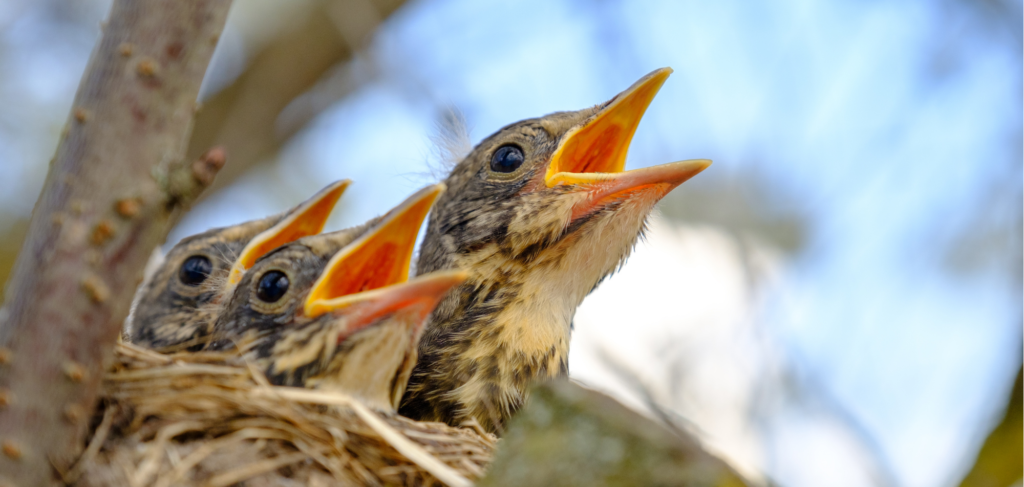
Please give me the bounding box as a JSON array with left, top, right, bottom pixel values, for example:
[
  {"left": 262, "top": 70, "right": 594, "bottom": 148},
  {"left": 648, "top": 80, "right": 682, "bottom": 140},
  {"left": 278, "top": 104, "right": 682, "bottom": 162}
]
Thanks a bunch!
[{"left": 0, "top": 1, "right": 232, "bottom": 485}]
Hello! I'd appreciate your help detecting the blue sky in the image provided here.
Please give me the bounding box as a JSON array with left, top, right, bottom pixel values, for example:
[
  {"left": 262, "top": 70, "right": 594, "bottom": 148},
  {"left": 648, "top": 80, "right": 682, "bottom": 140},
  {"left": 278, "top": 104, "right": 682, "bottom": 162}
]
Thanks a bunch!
[{"left": 0, "top": 0, "right": 1020, "bottom": 485}]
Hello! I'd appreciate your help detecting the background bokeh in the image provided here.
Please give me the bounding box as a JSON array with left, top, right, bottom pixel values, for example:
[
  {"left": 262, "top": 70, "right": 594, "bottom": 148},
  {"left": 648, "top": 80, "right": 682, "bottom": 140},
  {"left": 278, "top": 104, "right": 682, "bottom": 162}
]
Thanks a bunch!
[{"left": 0, "top": 1, "right": 1020, "bottom": 486}]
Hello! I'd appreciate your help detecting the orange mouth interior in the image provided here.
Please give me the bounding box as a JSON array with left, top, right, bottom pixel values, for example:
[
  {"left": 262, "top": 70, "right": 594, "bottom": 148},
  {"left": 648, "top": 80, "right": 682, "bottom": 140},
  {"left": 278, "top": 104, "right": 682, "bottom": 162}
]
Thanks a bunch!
[
  {"left": 323, "top": 270, "right": 468, "bottom": 339},
  {"left": 545, "top": 68, "right": 671, "bottom": 186},
  {"left": 304, "top": 185, "right": 443, "bottom": 318}
]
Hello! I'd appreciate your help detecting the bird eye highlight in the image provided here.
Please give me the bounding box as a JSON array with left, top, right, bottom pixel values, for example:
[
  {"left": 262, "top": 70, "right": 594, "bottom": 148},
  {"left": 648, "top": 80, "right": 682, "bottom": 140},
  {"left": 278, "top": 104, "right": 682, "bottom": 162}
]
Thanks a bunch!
[
  {"left": 256, "top": 270, "right": 290, "bottom": 303},
  {"left": 490, "top": 144, "right": 525, "bottom": 173},
  {"left": 178, "top": 255, "right": 212, "bottom": 287}
]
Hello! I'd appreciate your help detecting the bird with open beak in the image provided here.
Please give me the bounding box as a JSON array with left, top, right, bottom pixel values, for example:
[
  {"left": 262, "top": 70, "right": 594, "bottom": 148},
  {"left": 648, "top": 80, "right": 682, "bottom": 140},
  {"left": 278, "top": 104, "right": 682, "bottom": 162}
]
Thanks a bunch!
[
  {"left": 209, "top": 185, "right": 462, "bottom": 411},
  {"left": 129, "top": 180, "right": 349, "bottom": 350},
  {"left": 399, "top": 68, "right": 711, "bottom": 432}
]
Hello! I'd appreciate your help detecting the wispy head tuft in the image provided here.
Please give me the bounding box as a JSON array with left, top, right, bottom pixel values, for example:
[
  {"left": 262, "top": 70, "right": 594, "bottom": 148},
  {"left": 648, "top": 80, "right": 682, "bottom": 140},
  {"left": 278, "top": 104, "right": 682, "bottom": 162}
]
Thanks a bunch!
[{"left": 427, "top": 107, "right": 471, "bottom": 180}]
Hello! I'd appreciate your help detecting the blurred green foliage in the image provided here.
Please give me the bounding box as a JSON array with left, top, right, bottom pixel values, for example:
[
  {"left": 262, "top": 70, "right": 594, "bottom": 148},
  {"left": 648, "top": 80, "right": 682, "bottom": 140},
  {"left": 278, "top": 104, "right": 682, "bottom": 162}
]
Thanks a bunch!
[
  {"left": 959, "top": 366, "right": 1022, "bottom": 487},
  {"left": 481, "top": 380, "right": 750, "bottom": 487}
]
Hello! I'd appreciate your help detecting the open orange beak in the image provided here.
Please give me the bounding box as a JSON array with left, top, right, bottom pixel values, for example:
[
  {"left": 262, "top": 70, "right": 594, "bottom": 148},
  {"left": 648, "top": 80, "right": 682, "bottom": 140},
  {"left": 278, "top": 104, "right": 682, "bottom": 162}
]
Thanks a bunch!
[
  {"left": 310, "top": 270, "right": 467, "bottom": 341},
  {"left": 543, "top": 68, "right": 710, "bottom": 218},
  {"left": 304, "top": 184, "right": 445, "bottom": 318},
  {"left": 228, "top": 180, "right": 350, "bottom": 285}
]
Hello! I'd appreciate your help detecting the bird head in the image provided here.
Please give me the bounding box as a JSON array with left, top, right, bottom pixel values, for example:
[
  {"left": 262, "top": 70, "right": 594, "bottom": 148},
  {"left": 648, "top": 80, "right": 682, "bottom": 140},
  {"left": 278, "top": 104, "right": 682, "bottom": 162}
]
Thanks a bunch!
[
  {"left": 211, "top": 184, "right": 454, "bottom": 409},
  {"left": 129, "top": 180, "right": 348, "bottom": 348},
  {"left": 419, "top": 68, "right": 709, "bottom": 289}
]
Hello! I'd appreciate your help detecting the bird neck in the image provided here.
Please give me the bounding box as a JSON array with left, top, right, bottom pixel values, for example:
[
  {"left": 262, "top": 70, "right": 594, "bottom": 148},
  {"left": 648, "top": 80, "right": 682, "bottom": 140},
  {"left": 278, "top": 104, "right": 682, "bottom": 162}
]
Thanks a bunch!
[
  {"left": 403, "top": 237, "right": 607, "bottom": 432},
  {"left": 259, "top": 318, "right": 415, "bottom": 412},
  {"left": 314, "top": 324, "right": 415, "bottom": 411},
  {"left": 403, "top": 195, "right": 651, "bottom": 432}
]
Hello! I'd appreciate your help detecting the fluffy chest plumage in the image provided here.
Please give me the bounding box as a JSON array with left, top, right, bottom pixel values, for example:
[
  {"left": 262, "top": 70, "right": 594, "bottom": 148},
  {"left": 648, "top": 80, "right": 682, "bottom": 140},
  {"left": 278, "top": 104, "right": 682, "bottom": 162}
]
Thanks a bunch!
[{"left": 403, "top": 236, "right": 614, "bottom": 431}]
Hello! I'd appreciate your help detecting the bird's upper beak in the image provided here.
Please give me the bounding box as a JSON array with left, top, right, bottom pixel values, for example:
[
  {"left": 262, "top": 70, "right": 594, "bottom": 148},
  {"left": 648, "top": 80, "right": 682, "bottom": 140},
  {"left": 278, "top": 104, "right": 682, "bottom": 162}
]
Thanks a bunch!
[
  {"left": 543, "top": 68, "right": 710, "bottom": 219},
  {"left": 228, "top": 180, "right": 350, "bottom": 285},
  {"left": 303, "top": 184, "right": 445, "bottom": 318}
]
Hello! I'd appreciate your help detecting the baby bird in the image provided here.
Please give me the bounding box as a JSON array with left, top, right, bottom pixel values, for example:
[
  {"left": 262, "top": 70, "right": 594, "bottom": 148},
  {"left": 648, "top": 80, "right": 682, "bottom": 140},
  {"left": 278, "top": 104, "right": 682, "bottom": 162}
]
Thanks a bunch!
[
  {"left": 400, "top": 68, "right": 710, "bottom": 432},
  {"left": 129, "top": 180, "right": 349, "bottom": 349},
  {"left": 209, "top": 185, "right": 451, "bottom": 410}
]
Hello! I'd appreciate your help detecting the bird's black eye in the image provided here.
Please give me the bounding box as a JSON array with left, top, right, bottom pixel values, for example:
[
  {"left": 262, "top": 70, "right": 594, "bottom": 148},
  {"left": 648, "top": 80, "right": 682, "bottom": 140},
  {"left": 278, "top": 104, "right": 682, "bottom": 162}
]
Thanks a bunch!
[
  {"left": 256, "top": 271, "right": 289, "bottom": 303},
  {"left": 490, "top": 144, "right": 525, "bottom": 173},
  {"left": 178, "top": 256, "right": 212, "bottom": 286}
]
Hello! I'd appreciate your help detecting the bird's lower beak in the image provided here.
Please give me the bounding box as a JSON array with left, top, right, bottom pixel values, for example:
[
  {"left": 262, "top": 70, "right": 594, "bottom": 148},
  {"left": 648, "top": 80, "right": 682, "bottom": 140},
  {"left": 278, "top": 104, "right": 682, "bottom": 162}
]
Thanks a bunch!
[
  {"left": 542, "top": 68, "right": 710, "bottom": 219},
  {"left": 304, "top": 184, "right": 445, "bottom": 318},
  {"left": 229, "top": 179, "right": 350, "bottom": 285},
  {"left": 555, "top": 159, "right": 711, "bottom": 221},
  {"left": 307, "top": 270, "right": 467, "bottom": 336}
]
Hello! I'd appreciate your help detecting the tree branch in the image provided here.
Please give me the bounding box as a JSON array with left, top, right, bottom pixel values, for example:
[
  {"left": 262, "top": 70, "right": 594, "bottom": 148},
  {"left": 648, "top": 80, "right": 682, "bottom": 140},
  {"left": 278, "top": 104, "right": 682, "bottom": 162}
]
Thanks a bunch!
[
  {"left": 184, "top": 0, "right": 408, "bottom": 197},
  {"left": 0, "top": 1, "right": 231, "bottom": 485}
]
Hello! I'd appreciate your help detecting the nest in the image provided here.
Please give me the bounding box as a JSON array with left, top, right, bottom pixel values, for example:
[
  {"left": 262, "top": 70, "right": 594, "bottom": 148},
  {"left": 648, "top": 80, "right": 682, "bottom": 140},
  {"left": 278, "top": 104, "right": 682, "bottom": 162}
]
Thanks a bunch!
[{"left": 68, "top": 343, "right": 497, "bottom": 487}]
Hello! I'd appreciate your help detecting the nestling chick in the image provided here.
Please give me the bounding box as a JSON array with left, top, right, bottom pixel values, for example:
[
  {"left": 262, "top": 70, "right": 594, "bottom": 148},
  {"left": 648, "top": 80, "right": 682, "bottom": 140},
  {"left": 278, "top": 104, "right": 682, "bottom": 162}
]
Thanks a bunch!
[
  {"left": 400, "top": 68, "right": 710, "bottom": 432},
  {"left": 210, "top": 185, "right": 451, "bottom": 411},
  {"left": 129, "top": 180, "right": 349, "bottom": 349}
]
